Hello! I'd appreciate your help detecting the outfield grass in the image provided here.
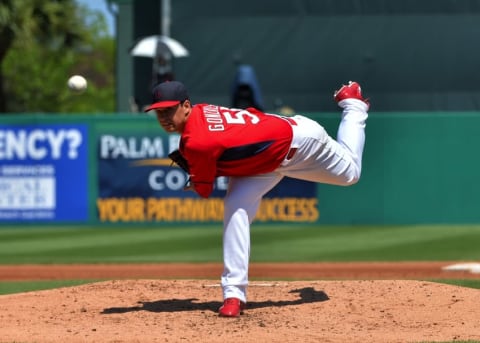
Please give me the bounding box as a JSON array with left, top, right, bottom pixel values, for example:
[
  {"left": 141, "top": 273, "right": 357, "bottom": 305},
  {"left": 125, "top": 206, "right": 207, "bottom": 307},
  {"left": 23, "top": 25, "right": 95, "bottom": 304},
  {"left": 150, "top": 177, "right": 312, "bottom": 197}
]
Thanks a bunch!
[
  {"left": 1, "top": 223, "right": 480, "bottom": 295},
  {"left": 0, "top": 280, "right": 95, "bottom": 295},
  {"left": 0, "top": 224, "right": 479, "bottom": 263}
]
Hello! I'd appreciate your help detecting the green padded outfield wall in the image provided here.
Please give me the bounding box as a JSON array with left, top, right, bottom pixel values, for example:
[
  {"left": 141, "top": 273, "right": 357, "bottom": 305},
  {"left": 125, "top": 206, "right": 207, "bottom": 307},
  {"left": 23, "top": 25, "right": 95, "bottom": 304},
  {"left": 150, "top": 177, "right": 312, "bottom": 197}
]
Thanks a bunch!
[
  {"left": 316, "top": 112, "right": 480, "bottom": 224},
  {"left": 1, "top": 113, "right": 479, "bottom": 225}
]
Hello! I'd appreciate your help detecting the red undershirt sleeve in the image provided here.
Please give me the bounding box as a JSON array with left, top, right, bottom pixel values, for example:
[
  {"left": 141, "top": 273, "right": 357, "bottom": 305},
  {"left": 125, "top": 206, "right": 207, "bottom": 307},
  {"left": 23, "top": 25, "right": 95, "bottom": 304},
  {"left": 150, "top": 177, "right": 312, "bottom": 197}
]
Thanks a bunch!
[{"left": 183, "top": 144, "right": 218, "bottom": 198}]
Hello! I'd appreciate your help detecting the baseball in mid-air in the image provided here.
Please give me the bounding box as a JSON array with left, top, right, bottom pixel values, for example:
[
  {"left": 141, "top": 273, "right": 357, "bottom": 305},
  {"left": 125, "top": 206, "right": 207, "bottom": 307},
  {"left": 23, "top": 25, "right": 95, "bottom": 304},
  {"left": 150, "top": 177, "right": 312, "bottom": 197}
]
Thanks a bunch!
[{"left": 67, "top": 75, "right": 87, "bottom": 92}]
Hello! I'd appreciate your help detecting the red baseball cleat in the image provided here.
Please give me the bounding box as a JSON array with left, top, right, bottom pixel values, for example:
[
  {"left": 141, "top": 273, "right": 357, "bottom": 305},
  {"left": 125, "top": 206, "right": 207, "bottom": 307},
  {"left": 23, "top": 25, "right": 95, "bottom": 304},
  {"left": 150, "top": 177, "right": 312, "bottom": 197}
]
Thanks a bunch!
[
  {"left": 334, "top": 81, "right": 369, "bottom": 108},
  {"left": 218, "top": 298, "right": 246, "bottom": 317}
]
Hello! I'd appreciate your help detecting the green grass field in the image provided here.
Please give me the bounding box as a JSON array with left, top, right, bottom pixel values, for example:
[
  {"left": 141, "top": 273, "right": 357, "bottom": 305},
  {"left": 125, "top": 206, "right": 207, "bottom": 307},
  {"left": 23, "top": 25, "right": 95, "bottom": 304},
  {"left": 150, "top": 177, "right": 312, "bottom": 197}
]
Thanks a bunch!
[
  {"left": 1, "top": 223, "right": 480, "bottom": 263},
  {"left": 1, "top": 223, "right": 480, "bottom": 295}
]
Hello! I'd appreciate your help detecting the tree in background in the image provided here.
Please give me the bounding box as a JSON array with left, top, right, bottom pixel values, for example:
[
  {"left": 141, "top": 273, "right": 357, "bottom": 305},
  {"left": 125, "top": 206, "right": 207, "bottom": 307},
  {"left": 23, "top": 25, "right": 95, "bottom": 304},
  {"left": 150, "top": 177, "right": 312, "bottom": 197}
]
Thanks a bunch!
[{"left": 0, "top": 0, "right": 114, "bottom": 114}]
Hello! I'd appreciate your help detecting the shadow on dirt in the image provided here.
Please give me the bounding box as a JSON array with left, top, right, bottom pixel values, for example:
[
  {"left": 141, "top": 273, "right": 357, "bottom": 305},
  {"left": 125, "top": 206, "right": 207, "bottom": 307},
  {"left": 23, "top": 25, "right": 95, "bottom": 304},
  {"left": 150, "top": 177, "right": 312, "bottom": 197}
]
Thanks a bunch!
[{"left": 101, "top": 287, "right": 329, "bottom": 314}]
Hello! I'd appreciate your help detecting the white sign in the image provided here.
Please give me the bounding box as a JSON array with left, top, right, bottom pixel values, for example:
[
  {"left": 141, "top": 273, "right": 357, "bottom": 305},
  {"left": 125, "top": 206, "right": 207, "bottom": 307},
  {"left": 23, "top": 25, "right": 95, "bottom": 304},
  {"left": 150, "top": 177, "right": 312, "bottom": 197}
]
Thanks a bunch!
[{"left": 0, "top": 177, "right": 55, "bottom": 209}]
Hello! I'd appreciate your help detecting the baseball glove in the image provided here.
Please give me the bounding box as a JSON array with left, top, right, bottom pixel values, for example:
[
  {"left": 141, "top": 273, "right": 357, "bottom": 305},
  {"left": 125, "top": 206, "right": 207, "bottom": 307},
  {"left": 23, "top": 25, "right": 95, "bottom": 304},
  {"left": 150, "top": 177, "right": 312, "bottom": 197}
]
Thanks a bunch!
[{"left": 168, "top": 149, "right": 190, "bottom": 174}]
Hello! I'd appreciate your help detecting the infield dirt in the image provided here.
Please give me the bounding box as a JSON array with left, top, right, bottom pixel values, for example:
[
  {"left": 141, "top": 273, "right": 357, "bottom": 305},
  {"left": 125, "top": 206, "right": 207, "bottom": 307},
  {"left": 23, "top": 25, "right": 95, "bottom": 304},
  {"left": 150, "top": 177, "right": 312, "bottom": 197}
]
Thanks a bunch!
[{"left": 0, "top": 262, "right": 479, "bottom": 343}]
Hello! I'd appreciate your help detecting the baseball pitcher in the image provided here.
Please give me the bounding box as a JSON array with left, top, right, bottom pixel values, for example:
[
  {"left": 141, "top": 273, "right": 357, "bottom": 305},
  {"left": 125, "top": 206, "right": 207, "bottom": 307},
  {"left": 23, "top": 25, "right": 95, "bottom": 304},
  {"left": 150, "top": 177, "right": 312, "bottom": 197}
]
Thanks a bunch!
[{"left": 145, "top": 80, "right": 369, "bottom": 317}]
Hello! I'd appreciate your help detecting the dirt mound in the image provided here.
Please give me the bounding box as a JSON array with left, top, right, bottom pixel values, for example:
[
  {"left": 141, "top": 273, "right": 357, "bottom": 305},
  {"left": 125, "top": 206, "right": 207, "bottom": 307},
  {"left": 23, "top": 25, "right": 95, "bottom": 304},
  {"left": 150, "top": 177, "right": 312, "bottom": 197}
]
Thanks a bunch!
[{"left": 1, "top": 279, "right": 479, "bottom": 343}]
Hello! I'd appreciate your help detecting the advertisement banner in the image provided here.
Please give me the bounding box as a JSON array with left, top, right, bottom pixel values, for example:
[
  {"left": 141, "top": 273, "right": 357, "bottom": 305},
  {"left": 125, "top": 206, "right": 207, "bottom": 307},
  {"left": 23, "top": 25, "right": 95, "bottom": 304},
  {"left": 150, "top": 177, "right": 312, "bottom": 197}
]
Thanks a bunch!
[
  {"left": 0, "top": 124, "right": 88, "bottom": 221},
  {"left": 97, "top": 132, "right": 318, "bottom": 223}
]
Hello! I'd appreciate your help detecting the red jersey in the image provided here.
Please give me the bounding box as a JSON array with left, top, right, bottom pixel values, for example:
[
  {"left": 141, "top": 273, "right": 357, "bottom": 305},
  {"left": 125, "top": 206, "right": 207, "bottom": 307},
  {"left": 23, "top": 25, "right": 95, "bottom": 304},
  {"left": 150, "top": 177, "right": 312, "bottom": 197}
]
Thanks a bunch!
[{"left": 180, "top": 104, "right": 293, "bottom": 198}]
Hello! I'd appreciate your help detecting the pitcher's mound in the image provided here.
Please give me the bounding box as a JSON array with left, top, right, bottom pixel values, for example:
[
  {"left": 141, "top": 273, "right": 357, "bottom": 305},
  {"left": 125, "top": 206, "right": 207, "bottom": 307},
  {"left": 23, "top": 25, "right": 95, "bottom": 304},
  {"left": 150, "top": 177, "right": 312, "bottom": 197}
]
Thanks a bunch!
[{"left": 1, "top": 279, "right": 479, "bottom": 343}]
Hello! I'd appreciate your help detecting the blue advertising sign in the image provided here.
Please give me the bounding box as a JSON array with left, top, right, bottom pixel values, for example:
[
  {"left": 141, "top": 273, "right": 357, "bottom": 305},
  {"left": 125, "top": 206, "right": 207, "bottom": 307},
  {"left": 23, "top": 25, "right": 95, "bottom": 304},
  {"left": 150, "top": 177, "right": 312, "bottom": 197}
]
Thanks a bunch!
[
  {"left": 0, "top": 125, "right": 88, "bottom": 221},
  {"left": 97, "top": 132, "right": 318, "bottom": 223}
]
